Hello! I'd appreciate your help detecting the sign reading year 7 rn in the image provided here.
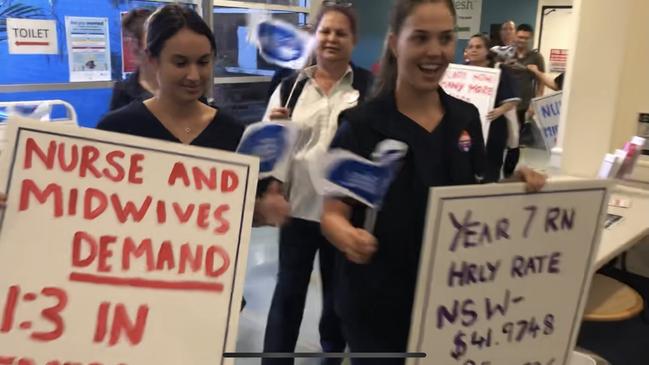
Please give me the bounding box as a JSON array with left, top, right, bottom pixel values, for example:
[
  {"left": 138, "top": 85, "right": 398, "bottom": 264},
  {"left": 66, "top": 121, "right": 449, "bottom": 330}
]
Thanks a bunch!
[
  {"left": 0, "top": 118, "right": 258, "bottom": 365},
  {"left": 408, "top": 181, "right": 608, "bottom": 365}
]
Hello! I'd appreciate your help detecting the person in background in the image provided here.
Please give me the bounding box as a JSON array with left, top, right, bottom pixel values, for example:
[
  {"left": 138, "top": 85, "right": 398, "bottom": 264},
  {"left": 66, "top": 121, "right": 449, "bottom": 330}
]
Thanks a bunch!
[
  {"left": 98, "top": 5, "right": 289, "bottom": 226},
  {"left": 465, "top": 33, "right": 520, "bottom": 181},
  {"left": 500, "top": 20, "right": 516, "bottom": 46},
  {"left": 503, "top": 23, "right": 545, "bottom": 177},
  {"left": 320, "top": 1, "right": 544, "bottom": 363},
  {"left": 262, "top": 4, "right": 373, "bottom": 365},
  {"left": 109, "top": 8, "right": 157, "bottom": 111},
  {"left": 489, "top": 20, "right": 516, "bottom": 63},
  {"left": 527, "top": 64, "right": 565, "bottom": 91}
]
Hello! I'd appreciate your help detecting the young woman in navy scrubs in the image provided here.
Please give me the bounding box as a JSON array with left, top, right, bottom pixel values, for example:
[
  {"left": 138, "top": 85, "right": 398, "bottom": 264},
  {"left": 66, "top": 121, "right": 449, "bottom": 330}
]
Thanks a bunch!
[
  {"left": 320, "top": 0, "right": 545, "bottom": 363},
  {"left": 98, "top": 4, "right": 288, "bottom": 226},
  {"left": 465, "top": 33, "right": 521, "bottom": 181}
]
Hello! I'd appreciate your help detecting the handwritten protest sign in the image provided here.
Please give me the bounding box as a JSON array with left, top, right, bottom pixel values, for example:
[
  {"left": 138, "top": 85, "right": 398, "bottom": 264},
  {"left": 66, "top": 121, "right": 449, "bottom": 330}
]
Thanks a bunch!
[
  {"left": 0, "top": 118, "right": 258, "bottom": 365},
  {"left": 532, "top": 92, "right": 562, "bottom": 152},
  {"left": 441, "top": 64, "right": 500, "bottom": 142},
  {"left": 408, "top": 180, "right": 608, "bottom": 365}
]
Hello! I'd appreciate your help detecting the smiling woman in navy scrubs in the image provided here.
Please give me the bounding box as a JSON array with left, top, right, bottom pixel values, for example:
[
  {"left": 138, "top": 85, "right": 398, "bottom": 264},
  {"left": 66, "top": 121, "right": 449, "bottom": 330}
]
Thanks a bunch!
[
  {"left": 320, "top": 0, "right": 545, "bottom": 363},
  {"left": 98, "top": 4, "right": 288, "bottom": 226}
]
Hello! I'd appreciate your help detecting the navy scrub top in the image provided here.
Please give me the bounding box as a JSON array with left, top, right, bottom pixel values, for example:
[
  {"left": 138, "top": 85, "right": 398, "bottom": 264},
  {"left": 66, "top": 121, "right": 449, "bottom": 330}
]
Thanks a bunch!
[
  {"left": 495, "top": 65, "right": 521, "bottom": 107},
  {"left": 329, "top": 88, "right": 487, "bottom": 328},
  {"left": 108, "top": 70, "right": 211, "bottom": 112},
  {"left": 97, "top": 100, "right": 244, "bottom": 152}
]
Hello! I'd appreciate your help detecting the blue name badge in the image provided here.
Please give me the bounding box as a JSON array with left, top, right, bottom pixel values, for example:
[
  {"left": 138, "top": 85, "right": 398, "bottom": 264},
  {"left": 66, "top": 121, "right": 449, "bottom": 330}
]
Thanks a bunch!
[{"left": 236, "top": 121, "right": 298, "bottom": 181}]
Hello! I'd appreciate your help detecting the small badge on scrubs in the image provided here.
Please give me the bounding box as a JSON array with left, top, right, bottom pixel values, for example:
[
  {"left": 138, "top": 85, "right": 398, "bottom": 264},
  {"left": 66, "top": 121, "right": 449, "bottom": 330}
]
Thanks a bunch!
[{"left": 458, "top": 130, "right": 472, "bottom": 152}]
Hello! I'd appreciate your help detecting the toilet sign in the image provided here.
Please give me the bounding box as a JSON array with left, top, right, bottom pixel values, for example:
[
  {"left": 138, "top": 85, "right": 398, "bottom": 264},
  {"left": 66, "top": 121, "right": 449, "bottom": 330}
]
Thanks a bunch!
[{"left": 7, "top": 18, "right": 58, "bottom": 55}]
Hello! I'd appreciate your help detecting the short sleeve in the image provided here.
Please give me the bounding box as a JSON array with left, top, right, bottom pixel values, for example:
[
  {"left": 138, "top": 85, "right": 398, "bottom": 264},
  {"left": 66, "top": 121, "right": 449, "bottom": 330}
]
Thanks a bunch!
[
  {"left": 96, "top": 109, "right": 127, "bottom": 133},
  {"left": 536, "top": 52, "right": 546, "bottom": 72},
  {"left": 554, "top": 73, "right": 565, "bottom": 90},
  {"left": 496, "top": 67, "right": 521, "bottom": 106},
  {"left": 329, "top": 114, "right": 367, "bottom": 158},
  {"left": 330, "top": 118, "right": 354, "bottom": 150},
  {"left": 108, "top": 82, "right": 130, "bottom": 111}
]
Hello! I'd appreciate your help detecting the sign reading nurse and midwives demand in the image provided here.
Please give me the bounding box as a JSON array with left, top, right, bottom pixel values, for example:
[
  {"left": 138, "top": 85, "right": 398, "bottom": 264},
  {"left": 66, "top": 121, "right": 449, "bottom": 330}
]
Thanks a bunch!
[
  {"left": 0, "top": 118, "right": 258, "bottom": 365},
  {"left": 408, "top": 180, "right": 608, "bottom": 365}
]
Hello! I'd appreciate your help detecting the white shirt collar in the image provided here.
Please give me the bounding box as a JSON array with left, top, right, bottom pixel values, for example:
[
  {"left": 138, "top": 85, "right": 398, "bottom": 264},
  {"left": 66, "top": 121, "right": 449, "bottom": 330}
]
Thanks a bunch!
[{"left": 303, "top": 64, "right": 354, "bottom": 84}]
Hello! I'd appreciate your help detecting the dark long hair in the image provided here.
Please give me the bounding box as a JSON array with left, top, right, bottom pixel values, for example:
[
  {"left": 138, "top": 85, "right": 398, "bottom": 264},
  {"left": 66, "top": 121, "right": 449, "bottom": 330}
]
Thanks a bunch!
[
  {"left": 145, "top": 4, "right": 216, "bottom": 58},
  {"left": 374, "top": 0, "right": 456, "bottom": 96},
  {"left": 122, "top": 8, "right": 153, "bottom": 48}
]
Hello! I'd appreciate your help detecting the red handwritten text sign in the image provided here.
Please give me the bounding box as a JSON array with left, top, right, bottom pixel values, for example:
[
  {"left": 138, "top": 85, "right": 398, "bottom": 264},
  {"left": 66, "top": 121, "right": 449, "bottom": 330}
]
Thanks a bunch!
[
  {"left": 0, "top": 119, "right": 259, "bottom": 364},
  {"left": 440, "top": 64, "right": 501, "bottom": 142}
]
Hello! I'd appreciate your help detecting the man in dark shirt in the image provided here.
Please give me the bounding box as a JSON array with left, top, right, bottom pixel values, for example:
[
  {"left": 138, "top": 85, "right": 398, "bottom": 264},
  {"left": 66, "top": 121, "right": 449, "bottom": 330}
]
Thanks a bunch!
[
  {"left": 509, "top": 23, "right": 545, "bottom": 125},
  {"left": 503, "top": 23, "right": 545, "bottom": 177}
]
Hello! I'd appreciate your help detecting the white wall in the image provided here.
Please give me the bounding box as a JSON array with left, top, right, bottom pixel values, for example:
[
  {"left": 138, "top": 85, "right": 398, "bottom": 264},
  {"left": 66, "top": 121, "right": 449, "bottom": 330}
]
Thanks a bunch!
[
  {"left": 556, "top": 0, "right": 635, "bottom": 177},
  {"left": 536, "top": 6, "right": 573, "bottom": 93},
  {"left": 309, "top": 0, "right": 323, "bottom": 23},
  {"left": 613, "top": 0, "right": 649, "bottom": 183},
  {"left": 611, "top": 0, "right": 649, "bottom": 151},
  {"left": 556, "top": 0, "right": 649, "bottom": 178},
  {"left": 534, "top": 0, "right": 573, "bottom": 48}
]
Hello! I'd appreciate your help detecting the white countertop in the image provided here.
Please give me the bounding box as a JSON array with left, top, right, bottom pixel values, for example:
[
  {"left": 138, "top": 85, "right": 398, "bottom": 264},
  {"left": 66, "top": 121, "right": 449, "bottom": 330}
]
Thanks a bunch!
[
  {"left": 596, "top": 184, "right": 649, "bottom": 268},
  {"left": 544, "top": 174, "right": 649, "bottom": 268}
]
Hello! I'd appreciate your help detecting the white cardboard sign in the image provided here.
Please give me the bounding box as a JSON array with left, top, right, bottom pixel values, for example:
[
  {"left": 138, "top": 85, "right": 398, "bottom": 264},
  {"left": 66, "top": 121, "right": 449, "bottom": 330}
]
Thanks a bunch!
[
  {"left": 0, "top": 118, "right": 258, "bottom": 364},
  {"left": 532, "top": 92, "right": 563, "bottom": 151},
  {"left": 7, "top": 18, "right": 58, "bottom": 55},
  {"left": 441, "top": 64, "right": 501, "bottom": 143},
  {"left": 408, "top": 180, "right": 609, "bottom": 365}
]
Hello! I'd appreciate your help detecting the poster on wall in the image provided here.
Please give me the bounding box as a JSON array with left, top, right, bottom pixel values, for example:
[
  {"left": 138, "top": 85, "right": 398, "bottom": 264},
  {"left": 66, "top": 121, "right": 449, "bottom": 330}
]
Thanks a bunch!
[
  {"left": 440, "top": 63, "right": 500, "bottom": 142},
  {"left": 454, "top": 0, "right": 482, "bottom": 40},
  {"left": 65, "top": 16, "right": 111, "bottom": 82},
  {"left": 0, "top": 118, "right": 258, "bottom": 364},
  {"left": 6, "top": 18, "right": 58, "bottom": 55},
  {"left": 407, "top": 180, "right": 608, "bottom": 365},
  {"left": 549, "top": 49, "right": 568, "bottom": 73}
]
